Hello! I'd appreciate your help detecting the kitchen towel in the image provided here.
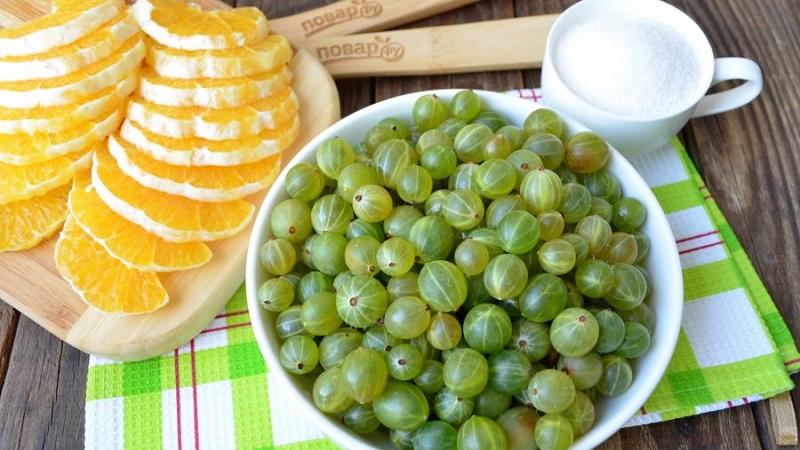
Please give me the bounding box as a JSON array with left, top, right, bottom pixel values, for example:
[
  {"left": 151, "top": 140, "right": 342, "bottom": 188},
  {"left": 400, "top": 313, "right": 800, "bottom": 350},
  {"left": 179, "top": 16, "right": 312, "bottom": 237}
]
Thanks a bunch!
[{"left": 84, "top": 88, "right": 799, "bottom": 449}]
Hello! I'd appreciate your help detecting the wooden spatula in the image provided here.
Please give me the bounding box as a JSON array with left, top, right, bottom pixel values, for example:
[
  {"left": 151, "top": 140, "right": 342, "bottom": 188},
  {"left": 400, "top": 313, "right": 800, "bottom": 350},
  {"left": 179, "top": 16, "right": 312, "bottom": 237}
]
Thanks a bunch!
[
  {"left": 301, "top": 15, "right": 559, "bottom": 78},
  {"left": 269, "top": 0, "right": 483, "bottom": 42},
  {"left": 0, "top": 0, "right": 482, "bottom": 31}
]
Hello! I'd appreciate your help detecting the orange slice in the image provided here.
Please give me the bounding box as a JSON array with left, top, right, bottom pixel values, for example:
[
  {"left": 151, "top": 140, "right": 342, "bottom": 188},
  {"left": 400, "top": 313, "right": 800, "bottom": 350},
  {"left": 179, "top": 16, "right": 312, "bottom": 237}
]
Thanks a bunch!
[
  {"left": 51, "top": 0, "right": 87, "bottom": 10},
  {"left": 119, "top": 113, "right": 299, "bottom": 166},
  {"left": 0, "top": 0, "right": 124, "bottom": 58},
  {"left": 125, "top": 85, "right": 298, "bottom": 140},
  {"left": 137, "top": 65, "right": 291, "bottom": 108},
  {"left": 91, "top": 146, "right": 254, "bottom": 243},
  {"left": 0, "top": 34, "right": 145, "bottom": 108},
  {"left": 0, "top": 10, "right": 139, "bottom": 82},
  {"left": 145, "top": 33, "right": 293, "bottom": 79},
  {"left": 55, "top": 215, "right": 169, "bottom": 314},
  {"left": 0, "top": 143, "right": 94, "bottom": 204},
  {"left": 0, "top": 70, "right": 136, "bottom": 135},
  {"left": 69, "top": 174, "right": 212, "bottom": 272},
  {"left": 131, "top": 0, "right": 268, "bottom": 50},
  {"left": 0, "top": 182, "right": 70, "bottom": 252},
  {"left": 109, "top": 133, "right": 281, "bottom": 201},
  {"left": 0, "top": 104, "right": 123, "bottom": 165}
]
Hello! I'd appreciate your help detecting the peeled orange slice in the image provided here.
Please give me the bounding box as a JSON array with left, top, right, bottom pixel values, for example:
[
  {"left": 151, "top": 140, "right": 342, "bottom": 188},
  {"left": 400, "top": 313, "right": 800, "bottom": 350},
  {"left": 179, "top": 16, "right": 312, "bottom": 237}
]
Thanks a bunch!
[
  {"left": 137, "top": 65, "right": 291, "bottom": 108},
  {"left": 0, "top": 143, "right": 94, "bottom": 204},
  {"left": 120, "top": 113, "right": 298, "bottom": 166},
  {"left": 0, "top": 34, "right": 145, "bottom": 108},
  {"left": 0, "top": 10, "right": 139, "bottom": 82},
  {"left": 0, "top": 182, "right": 70, "bottom": 252},
  {"left": 69, "top": 174, "right": 212, "bottom": 272},
  {"left": 145, "top": 33, "right": 292, "bottom": 79},
  {"left": 0, "top": 0, "right": 124, "bottom": 58},
  {"left": 125, "top": 86, "right": 298, "bottom": 140},
  {"left": 131, "top": 0, "right": 268, "bottom": 50},
  {"left": 92, "top": 146, "right": 254, "bottom": 243},
  {"left": 55, "top": 215, "right": 169, "bottom": 314},
  {"left": 109, "top": 133, "right": 281, "bottom": 201},
  {"left": 0, "top": 70, "right": 135, "bottom": 135},
  {"left": 51, "top": 0, "right": 89, "bottom": 11},
  {"left": 0, "top": 104, "right": 123, "bottom": 165}
]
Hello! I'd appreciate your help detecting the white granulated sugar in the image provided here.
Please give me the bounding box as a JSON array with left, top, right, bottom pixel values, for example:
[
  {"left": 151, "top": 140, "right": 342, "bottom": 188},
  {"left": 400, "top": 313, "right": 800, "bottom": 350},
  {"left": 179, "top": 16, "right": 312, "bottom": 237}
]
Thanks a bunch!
[{"left": 554, "top": 15, "right": 701, "bottom": 118}]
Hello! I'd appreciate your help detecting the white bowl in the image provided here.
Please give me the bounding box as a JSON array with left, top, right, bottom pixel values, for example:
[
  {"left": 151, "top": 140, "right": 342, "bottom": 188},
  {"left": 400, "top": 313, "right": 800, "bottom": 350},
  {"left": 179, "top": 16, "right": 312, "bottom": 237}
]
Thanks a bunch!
[{"left": 246, "top": 89, "right": 683, "bottom": 449}]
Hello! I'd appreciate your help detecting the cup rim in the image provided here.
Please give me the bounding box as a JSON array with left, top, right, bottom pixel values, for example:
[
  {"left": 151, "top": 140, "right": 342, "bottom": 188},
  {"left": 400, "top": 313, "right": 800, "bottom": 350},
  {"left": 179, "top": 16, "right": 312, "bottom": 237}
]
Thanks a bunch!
[{"left": 545, "top": 0, "right": 715, "bottom": 122}]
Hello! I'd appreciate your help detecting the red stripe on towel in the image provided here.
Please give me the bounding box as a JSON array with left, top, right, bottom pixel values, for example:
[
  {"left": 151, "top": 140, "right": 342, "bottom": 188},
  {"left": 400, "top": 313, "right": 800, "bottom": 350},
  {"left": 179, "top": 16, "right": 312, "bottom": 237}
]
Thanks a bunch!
[
  {"left": 201, "top": 322, "right": 252, "bottom": 335},
  {"left": 785, "top": 358, "right": 800, "bottom": 367},
  {"left": 190, "top": 339, "right": 200, "bottom": 450},
  {"left": 679, "top": 241, "right": 724, "bottom": 255},
  {"left": 174, "top": 349, "right": 183, "bottom": 450},
  {"left": 215, "top": 309, "right": 249, "bottom": 319},
  {"left": 675, "top": 230, "right": 719, "bottom": 244}
]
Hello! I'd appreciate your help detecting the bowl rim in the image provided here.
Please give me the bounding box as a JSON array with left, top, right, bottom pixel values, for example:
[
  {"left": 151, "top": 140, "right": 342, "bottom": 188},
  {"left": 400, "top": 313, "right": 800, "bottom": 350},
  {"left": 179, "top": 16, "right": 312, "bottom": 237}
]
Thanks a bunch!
[{"left": 245, "top": 88, "right": 684, "bottom": 450}]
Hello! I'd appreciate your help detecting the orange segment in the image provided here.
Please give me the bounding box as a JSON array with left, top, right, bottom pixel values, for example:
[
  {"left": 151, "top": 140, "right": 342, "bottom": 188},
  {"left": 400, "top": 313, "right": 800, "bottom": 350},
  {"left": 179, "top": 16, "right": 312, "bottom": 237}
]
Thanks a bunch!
[
  {"left": 131, "top": 0, "right": 268, "bottom": 50},
  {"left": 0, "top": 34, "right": 145, "bottom": 108},
  {"left": 145, "top": 33, "right": 293, "bottom": 79},
  {"left": 51, "top": 0, "right": 87, "bottom": 10},
  {"left": 55, "top": 215, "right": 169, "bottom": 314},
  {"left": 91, "top": 146, "right": 255, "bottom": 243},
  {"left": 126, "top": 85, "right": 298, "bottom": 140},
  {"left": 109, "top": 133, "right": 281, "bottom": 201},
  {"left": 137, "top": 65, "right": 292, "bottom": 108},
  {"left": 0, "top": 0, "right": 124, "bottom": 58},
  {"left": 120, "top": 113, "right": 299, "bottom": 166},
  {"left": 0, "top": 70, "right": 136, "bottom": 134},
  {"left": 0, "top": 10, "right": 139, "bottom": 82},
  {"left": 0, "top": 142, "right": 94, "bottom": 204},
  {"left": 0, "top": 182, "right": 70, "bottom": 252},
  {"left": 0, "top": 104, "right": 123, "bottom": 165},
  {"left": 69, "top": 174, "right": 212, "bottom": 272}
]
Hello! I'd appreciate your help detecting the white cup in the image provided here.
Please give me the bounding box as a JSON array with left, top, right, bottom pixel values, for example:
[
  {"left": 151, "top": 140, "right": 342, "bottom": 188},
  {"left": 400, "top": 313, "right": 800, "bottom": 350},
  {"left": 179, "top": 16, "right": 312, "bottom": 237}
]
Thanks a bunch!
[{"left": 540, "top": 0, "right": 763, "bottom": 158}]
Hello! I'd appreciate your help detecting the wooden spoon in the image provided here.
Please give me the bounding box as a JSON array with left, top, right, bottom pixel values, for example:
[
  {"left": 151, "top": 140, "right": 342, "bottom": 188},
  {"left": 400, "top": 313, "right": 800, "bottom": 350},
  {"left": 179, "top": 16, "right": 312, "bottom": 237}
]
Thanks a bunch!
[
  {"left": 303, "top": 14, "right": 560, "bottom": 78},
  {"left": 268, "top": 0, "right": 483, "bottom": 42},
  {"left": 0, "top": 0, "right": 481, "bottom": 30}
]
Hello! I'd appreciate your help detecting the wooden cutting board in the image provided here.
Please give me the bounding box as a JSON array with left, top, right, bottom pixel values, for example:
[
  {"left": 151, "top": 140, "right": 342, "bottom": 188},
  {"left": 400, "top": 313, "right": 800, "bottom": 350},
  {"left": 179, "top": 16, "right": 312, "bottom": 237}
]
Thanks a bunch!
[{"left": 0, "top": 0, "right": 341, "bottom": 361}]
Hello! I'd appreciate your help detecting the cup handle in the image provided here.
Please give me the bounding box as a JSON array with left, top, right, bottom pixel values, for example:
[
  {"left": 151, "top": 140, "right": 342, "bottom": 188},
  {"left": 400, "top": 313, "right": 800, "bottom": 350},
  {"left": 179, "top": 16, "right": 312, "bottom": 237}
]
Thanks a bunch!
[{"left": 692, "top": 57, "right": 763, "bottom": 118}]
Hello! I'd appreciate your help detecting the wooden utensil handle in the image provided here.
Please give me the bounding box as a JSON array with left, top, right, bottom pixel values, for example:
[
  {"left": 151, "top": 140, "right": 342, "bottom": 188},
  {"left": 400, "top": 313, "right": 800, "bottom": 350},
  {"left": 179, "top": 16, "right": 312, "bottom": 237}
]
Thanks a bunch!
[
  {"left": 0, "top": 0, "right": 235, "bottom": 28},
  {"left": 301, "top": 15, "right": 559, "bottom": 78},
  {"left": 270, "top": 0, "right": 482, "bottom": 43}
]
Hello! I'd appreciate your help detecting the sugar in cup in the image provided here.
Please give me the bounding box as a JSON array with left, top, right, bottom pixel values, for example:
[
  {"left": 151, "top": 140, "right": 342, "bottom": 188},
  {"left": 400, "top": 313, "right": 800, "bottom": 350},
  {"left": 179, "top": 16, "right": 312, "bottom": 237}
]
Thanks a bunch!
[{"left": 540, "top": 0, "right": 763, "bottom": 158}]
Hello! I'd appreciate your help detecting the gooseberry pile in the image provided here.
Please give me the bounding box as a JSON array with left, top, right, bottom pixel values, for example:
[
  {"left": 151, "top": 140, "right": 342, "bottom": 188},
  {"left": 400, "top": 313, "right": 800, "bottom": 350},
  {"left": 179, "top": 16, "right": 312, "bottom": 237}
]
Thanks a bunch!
[{"left": 258, "top": 90, "right": 655, "bottom": 450}]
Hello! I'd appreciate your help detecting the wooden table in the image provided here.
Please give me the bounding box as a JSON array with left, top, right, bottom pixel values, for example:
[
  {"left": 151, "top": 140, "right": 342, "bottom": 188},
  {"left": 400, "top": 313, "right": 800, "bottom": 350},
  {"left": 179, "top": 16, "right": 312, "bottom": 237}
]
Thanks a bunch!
[{"left": 1, "top": 0, "right": 799, "bottom": 448}]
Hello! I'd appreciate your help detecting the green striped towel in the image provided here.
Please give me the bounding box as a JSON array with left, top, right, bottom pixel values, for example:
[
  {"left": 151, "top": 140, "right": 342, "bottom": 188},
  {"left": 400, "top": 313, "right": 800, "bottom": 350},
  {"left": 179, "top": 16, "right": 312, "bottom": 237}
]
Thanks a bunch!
[{"left": 84, "top": 88, "right": 798, "bottom": 449}]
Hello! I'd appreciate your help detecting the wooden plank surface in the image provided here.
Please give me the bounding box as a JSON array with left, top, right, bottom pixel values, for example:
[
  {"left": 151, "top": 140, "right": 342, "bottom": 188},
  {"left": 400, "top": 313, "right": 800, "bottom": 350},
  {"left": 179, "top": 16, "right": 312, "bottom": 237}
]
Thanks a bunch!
[
  {"left": 1, "top": 0, "right": 799, "bottom": 449},
  {"left": 0, "top": 0, "right": 341, "bottom": 361}
]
